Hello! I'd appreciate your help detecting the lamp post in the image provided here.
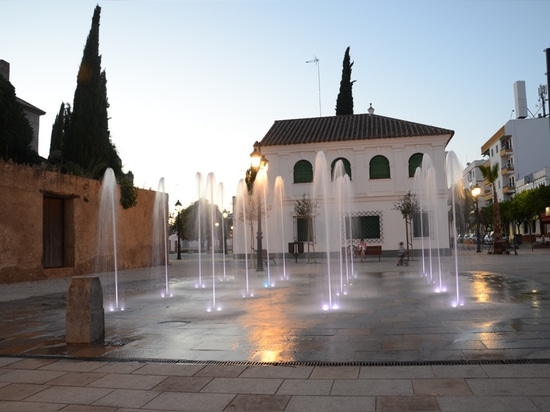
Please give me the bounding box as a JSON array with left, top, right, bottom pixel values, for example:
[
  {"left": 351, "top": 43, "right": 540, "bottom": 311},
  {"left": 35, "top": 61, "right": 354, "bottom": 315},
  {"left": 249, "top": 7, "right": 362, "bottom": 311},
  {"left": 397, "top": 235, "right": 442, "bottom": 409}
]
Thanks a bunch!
[
  {"left": 175, "top": 200, "right": 182, "bottom": 260},
  {"left": 471, "top": 184, "right": 482, "bottom": 253},
  {"left": 249, "top": 142, "right": 268, "bottom": 272},
  {"left": 222, "top": 210, "right": 228, "bottom": 255}
]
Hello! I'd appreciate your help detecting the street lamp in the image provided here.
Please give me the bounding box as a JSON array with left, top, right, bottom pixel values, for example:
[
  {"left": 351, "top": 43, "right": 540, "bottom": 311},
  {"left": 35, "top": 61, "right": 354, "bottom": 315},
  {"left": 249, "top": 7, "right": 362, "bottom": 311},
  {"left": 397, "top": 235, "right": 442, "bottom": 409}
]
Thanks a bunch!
[
  {"left": 222, "top": 210, "right": 228, "bottom": 255},
  {"left": 471, "top": 184, "right": 482, "bottom": 253},
  {"left": 175, "top": 200, "right": 182, "bottom": 260},
  {"left": 248, "top": 141, "right": 268, "bottom": 272}
]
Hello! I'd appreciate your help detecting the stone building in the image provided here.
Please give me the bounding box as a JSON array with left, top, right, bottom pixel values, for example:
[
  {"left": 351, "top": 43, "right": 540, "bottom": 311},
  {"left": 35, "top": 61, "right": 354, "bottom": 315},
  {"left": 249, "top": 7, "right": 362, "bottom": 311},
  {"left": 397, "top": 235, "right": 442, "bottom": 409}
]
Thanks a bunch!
[{"left": 0, "top": 160, "right": 163, "bottom": 283}]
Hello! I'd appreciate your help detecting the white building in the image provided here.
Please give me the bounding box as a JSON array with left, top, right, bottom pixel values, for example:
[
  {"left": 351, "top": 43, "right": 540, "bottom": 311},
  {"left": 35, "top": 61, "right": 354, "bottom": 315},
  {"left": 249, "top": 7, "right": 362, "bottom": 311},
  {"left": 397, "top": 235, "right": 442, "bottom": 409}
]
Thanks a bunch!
[
  {"left": 234, "top": 107, "right": 455, "bottom": 258},
  {"left": 516, "top": 167, "right": 550, "bottom": 193},
  {"left": 463, "top": 159, "right": 487, "bottom": 207},
  {"left": 480, "top": 81, "right": 550, "bottom": 203},
  {"left": 0, "top": 60, "right": 45, "bottom": 153}
]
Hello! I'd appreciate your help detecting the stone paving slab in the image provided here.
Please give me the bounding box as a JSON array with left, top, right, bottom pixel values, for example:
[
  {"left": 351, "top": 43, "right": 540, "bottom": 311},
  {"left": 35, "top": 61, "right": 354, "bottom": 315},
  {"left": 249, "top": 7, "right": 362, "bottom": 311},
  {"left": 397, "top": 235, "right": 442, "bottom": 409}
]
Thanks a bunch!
[{"left": 0, "top": 357, "right": 548, "bottom": 411}]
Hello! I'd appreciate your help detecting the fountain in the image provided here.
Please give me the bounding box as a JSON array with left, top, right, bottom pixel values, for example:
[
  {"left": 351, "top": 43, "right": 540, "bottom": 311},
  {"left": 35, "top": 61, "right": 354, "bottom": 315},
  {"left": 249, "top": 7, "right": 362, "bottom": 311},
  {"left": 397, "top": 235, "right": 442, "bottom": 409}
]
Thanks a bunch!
[
  {"left": 250, "top": 167, "right": 274, "bottom": 288},
  {"left": 235, "top": 179, "right": 254, "bottom": 297},
  {"left": 195, "top": 172, "right": 205, "bottom": 288},
  {"left": 273, "top": 176, "right": 288, "bottom": 280},
  {"left": 218, "top": 182, "right": 227, "bottom": 281},
  {"left": 415, "top": 154, "right": 446, "bottom": 291},
  {"left": 332, "top": 160, "right": 354, "bottom": 294},
  {"left": 95, "top": 168, "right": 123, "bottom": 311},
  {"left": 411, "top": 151, "right": 468, "bottom": 307},
  {"left": 312, "top": 152, "right": 353, "bottom": 310},
  {"left": 151, "top": 177, "right": 171, "bottom": 298},
  {"left": 445, "top": 151, "right": 466, "bottom": 307},
  {"left": 205, "top": 172, "right": 221, "bottom": 312}
]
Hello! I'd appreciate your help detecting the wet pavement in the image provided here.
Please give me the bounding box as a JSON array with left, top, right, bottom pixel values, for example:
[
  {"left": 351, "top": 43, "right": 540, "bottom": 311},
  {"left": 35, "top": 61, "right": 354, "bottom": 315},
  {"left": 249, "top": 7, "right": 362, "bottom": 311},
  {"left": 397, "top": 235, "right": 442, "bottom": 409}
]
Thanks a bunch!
[{"left": 1, "top": 247, "right": 549, "bottom": 410}]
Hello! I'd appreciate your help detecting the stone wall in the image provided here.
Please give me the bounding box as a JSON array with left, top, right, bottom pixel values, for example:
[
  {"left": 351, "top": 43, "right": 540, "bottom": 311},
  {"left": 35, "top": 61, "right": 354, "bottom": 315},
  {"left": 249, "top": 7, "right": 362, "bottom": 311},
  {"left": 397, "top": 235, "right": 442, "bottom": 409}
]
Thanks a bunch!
[{"left": 0, "top": 160, "right": 165, "bottom": 283}]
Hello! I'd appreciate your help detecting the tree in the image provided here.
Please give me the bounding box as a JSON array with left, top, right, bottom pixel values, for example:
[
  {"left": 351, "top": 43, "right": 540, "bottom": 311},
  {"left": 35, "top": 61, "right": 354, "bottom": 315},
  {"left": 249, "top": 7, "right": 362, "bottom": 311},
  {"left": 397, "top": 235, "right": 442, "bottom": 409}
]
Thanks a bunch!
[
  {"left": 393, "top": 191, "right": 419, "bottom": 256},
  {"left": 61, "top": 5, "right": 122, "bottom": 180},
  {"left": 335, "top": 46, "right": 355, "bottom": 115},
  {"left": 48, "top": 102, "right": 71, "bottom": 167},
  {"left": 478, "top": 163, "right": 503, "bottom": 241},
  {"left": 0, "top": 74, "right": 40, "bottom": 164},
  {"left": 176, "top": 199, "right": 223, "bottom": 251},
  {"left": 507, "top": 185, "right": 550, "bottom": 244},
  {"left": 294, "top": 193, "right": 318, "bottom": 262}
]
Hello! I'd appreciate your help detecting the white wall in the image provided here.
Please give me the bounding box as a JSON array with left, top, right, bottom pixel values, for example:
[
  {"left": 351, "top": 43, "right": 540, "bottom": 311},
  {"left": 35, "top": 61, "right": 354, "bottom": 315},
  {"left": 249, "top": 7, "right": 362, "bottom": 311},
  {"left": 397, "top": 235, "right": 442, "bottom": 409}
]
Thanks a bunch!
[{"left": 233, "top": 134, "right": 451, "bottom": 256}]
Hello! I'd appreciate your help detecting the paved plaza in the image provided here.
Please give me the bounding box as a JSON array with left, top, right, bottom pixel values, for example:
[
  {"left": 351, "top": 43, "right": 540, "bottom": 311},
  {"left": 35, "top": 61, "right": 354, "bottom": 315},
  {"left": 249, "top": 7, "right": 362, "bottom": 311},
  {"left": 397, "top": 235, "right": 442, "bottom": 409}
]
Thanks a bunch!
[{"left": 0, "top": 247, "right": 549, "bottom": 411}]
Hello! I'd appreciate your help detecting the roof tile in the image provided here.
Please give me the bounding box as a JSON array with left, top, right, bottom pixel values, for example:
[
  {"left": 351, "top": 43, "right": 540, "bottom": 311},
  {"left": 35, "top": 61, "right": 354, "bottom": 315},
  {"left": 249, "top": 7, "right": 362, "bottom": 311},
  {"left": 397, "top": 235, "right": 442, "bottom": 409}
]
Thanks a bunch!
[{"left": 260, "top": 113, "right": 454, "bottom": 146}]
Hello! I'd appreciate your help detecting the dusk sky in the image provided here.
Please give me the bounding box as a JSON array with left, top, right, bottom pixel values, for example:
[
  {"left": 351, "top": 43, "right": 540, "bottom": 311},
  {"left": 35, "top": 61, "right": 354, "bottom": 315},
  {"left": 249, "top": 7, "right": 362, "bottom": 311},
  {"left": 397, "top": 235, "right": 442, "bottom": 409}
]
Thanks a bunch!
[{"left": 2, "top": 0, "right": 549, "bottom": 210}]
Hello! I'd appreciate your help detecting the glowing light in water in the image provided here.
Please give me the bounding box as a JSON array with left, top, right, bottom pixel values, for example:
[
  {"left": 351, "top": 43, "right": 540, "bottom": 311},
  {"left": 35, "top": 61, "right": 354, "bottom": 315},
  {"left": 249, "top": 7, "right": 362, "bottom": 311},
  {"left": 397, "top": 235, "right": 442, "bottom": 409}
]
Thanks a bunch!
[
  {"left": 97, "top": 168, "right": 122, "bottom": 311},
  {"left": 446, "top": 151, "right": 465, "bottom": 308},
  {"left": 152, "top": 177, "right": 171, "bottom": 298}
]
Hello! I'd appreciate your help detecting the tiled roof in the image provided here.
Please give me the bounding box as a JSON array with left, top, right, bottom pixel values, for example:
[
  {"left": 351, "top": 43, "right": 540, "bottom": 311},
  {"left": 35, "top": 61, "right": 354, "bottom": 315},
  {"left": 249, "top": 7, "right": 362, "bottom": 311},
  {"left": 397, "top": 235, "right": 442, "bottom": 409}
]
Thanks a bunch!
[{"left": 260, "top": 113, "right": 454, "bottom": 146}]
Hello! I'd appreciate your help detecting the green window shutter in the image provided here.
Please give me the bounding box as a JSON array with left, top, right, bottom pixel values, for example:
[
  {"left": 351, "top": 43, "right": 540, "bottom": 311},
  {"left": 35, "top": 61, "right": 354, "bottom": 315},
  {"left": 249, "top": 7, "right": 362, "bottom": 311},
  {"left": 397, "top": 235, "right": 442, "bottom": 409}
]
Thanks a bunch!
[
  {"left": 294, "top": 160, "right": 313, "bottom": 183},
  {"left": 369, "top": 155, "right": 390, "bottom": 179},
  {"left": 331, "top": 157, "right": 352, "bottom": 180},
  {"left": 408, "top": 153, "right": 423, "bottom": 177}
]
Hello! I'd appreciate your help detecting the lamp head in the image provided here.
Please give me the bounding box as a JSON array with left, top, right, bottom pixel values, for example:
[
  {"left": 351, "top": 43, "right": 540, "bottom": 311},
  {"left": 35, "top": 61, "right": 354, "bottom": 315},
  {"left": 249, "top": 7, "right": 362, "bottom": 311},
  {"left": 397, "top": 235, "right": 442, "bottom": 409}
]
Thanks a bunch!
[
  {"left": 471, "top": 184, "right": 481, "bottom": 198},
  {"left": 250, "top": 141, "right": 268, "bottom": 171}
]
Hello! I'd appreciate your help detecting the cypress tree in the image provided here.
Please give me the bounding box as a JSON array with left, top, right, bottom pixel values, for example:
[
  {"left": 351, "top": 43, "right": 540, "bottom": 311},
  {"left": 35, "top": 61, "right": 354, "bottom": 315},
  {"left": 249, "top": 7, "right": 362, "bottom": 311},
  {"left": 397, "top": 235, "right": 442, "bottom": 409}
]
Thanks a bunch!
[
  {"left": 335, "top": 46, "right": 356, "bottom": 115},
  {"left": 49, "top": 103, "right": 71, "bottom": 154},
  {"left": 62, "top": 5, "right": 122, "bottom": 179},
  {"left": 48, "top": 102, "right": 71, "bottom": 167}
]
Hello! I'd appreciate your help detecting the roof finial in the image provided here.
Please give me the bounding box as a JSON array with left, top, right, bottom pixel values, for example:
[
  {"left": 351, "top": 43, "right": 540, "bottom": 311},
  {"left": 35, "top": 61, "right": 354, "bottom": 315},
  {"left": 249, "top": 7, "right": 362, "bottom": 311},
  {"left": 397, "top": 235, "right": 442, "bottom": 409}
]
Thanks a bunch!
[{"left": 368, "top": 103, "right": 375, "bottom": 115}]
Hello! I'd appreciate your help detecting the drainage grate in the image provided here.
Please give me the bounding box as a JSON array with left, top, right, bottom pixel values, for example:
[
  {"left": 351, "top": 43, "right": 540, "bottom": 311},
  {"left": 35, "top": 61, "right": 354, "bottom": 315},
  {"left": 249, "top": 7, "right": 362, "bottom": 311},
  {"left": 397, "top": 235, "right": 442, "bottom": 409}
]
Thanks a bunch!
[{"left": 1, "top": 353, "right": 549, "bottom": 367}]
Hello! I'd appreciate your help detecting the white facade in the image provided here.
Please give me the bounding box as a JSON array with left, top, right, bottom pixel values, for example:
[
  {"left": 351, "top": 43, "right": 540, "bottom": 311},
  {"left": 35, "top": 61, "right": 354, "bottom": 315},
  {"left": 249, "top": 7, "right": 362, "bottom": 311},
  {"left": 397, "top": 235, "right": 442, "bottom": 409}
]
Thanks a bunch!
[
  {"left": 481, "top": 116, "right": 550, "bottom": 202},
  {"left": 516, "top": 167, "right": 550, "bottom": 193},
  {"left": 462, "top": 160, "right": 487, "bottom": 207},
  {"left": 233, "top": 113, "right": 453, "bottom": 257}
]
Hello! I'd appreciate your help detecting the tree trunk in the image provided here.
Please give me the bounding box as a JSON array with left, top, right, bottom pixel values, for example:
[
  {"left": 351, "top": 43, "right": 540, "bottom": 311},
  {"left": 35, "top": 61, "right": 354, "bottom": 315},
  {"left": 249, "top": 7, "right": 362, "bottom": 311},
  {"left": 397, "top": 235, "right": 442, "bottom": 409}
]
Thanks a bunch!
[{"left": 492, "top": 187, "right": 503, "bottom": 241}]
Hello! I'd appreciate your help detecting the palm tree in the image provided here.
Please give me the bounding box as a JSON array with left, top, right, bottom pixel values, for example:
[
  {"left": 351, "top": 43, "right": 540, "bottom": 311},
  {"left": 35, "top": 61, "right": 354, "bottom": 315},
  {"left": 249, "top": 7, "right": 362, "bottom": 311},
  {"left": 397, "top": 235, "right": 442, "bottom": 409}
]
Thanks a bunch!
[{"left": 478, "top": 163, "right": 503, "bottom": 241}]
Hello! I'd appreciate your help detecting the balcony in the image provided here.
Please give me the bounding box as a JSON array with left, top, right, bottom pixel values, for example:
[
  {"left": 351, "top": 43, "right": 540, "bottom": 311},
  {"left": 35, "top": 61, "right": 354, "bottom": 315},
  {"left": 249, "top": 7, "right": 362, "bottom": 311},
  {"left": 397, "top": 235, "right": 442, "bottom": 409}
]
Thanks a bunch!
[
  {"left": 500, "top": 146, "right": 513, "bottom": 157},
  {"left": 503, "top": 185, "right": 516, "bottom": 194},
  {"left": 501, "top": 164, "right": 514, "bottom": 175}
]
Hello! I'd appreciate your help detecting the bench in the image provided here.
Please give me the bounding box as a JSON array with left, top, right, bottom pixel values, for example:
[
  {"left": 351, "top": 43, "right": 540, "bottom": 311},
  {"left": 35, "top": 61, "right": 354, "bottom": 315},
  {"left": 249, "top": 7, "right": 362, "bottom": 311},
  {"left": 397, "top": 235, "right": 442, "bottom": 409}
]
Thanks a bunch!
[
  {"left": 261, "top": 249, "right": 277, "bottom": 265},
  {"left": 364, "top": 245, "right": 382, "bottom": 261},
  {"left": 345, "top": 245, "right": 383, "bottom": 261}
]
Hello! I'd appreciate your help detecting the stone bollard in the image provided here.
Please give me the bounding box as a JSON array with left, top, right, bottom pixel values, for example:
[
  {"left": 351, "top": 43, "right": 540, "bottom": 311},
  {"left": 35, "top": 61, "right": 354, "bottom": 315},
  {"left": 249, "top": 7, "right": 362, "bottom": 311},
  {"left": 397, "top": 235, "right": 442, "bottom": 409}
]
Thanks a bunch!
[{"left": 66, "top": 276, "right": 105, "bottom": 344}]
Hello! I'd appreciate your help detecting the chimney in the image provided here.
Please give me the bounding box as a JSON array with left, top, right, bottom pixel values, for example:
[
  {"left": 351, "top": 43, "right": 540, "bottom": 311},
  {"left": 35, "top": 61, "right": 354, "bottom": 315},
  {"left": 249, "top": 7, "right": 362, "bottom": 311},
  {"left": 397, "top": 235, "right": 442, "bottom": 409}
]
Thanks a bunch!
[
  {"left": 0, "top": 60, "right": 9, "bottom": 81},
  {"left": 513, "top": 81, "right": 528, "bottom": 119}
]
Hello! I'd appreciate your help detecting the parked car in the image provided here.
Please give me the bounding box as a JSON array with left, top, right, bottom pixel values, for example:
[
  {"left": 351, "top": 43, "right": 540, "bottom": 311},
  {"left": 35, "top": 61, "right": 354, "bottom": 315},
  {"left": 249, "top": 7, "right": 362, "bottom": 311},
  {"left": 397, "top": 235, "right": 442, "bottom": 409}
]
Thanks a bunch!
[{"left": 484, "top": 234, "right": 493, "bottom": 245}]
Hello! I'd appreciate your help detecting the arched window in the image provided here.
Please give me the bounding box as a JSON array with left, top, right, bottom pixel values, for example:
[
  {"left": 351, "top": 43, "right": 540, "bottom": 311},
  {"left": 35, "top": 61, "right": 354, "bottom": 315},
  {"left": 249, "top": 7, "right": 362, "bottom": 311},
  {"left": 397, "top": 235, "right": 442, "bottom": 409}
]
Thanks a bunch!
[
  {"left": 293, "top": 160, "right": 313, "bottom": 183},
  {"left": 408, "top": 153, "right": 424, "bottom": 177},
  {"left": 331, "top": 157, "right": 352, "bottom": 180},
  {"left": 369, "top": 155, "right": 390, "bottom": 179}
]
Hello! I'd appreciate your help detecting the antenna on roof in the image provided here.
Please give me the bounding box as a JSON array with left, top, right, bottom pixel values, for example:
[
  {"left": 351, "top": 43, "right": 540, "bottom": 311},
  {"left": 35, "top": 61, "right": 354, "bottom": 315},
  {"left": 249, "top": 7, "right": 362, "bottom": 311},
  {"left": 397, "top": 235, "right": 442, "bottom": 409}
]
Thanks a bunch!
[
  {"left": 306, "top": 55, "right": 321, "bottom": 117},
  {"left": 538, "top": 84, "right": 547, "bottom": 118}
]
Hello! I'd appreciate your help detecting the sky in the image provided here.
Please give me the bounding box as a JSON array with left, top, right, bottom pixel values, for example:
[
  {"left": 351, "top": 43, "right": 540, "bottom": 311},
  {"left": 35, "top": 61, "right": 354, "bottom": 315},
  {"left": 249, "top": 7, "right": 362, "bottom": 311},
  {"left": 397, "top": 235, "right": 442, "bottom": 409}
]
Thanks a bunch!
[{"left": 2, "top": 0, "right": 550, "bottom": 211}]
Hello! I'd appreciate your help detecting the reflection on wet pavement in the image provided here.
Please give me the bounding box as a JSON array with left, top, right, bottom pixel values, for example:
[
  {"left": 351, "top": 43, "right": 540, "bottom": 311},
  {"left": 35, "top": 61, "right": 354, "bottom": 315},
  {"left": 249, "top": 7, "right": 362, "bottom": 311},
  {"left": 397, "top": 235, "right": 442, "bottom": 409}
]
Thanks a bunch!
[
  {"left": 1, "top": 260, "right": 549, "bottom": 364},
  {"left": 468, "top": 271, "right": 547, "bottom": 305}
]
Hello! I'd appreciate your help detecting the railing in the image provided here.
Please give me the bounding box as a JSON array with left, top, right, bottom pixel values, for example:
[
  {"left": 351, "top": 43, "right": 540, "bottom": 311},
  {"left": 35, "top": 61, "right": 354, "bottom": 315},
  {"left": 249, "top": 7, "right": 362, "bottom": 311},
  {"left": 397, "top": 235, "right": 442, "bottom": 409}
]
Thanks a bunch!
[
  {"left": 502, "top": 185, "right": 516, "bottom": 194},
  {"left": 501, "top": 164, "right": 514, "bottom": 174},
  {"left": 499, "top": 146, "right": 513, "bottom": 157}
]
